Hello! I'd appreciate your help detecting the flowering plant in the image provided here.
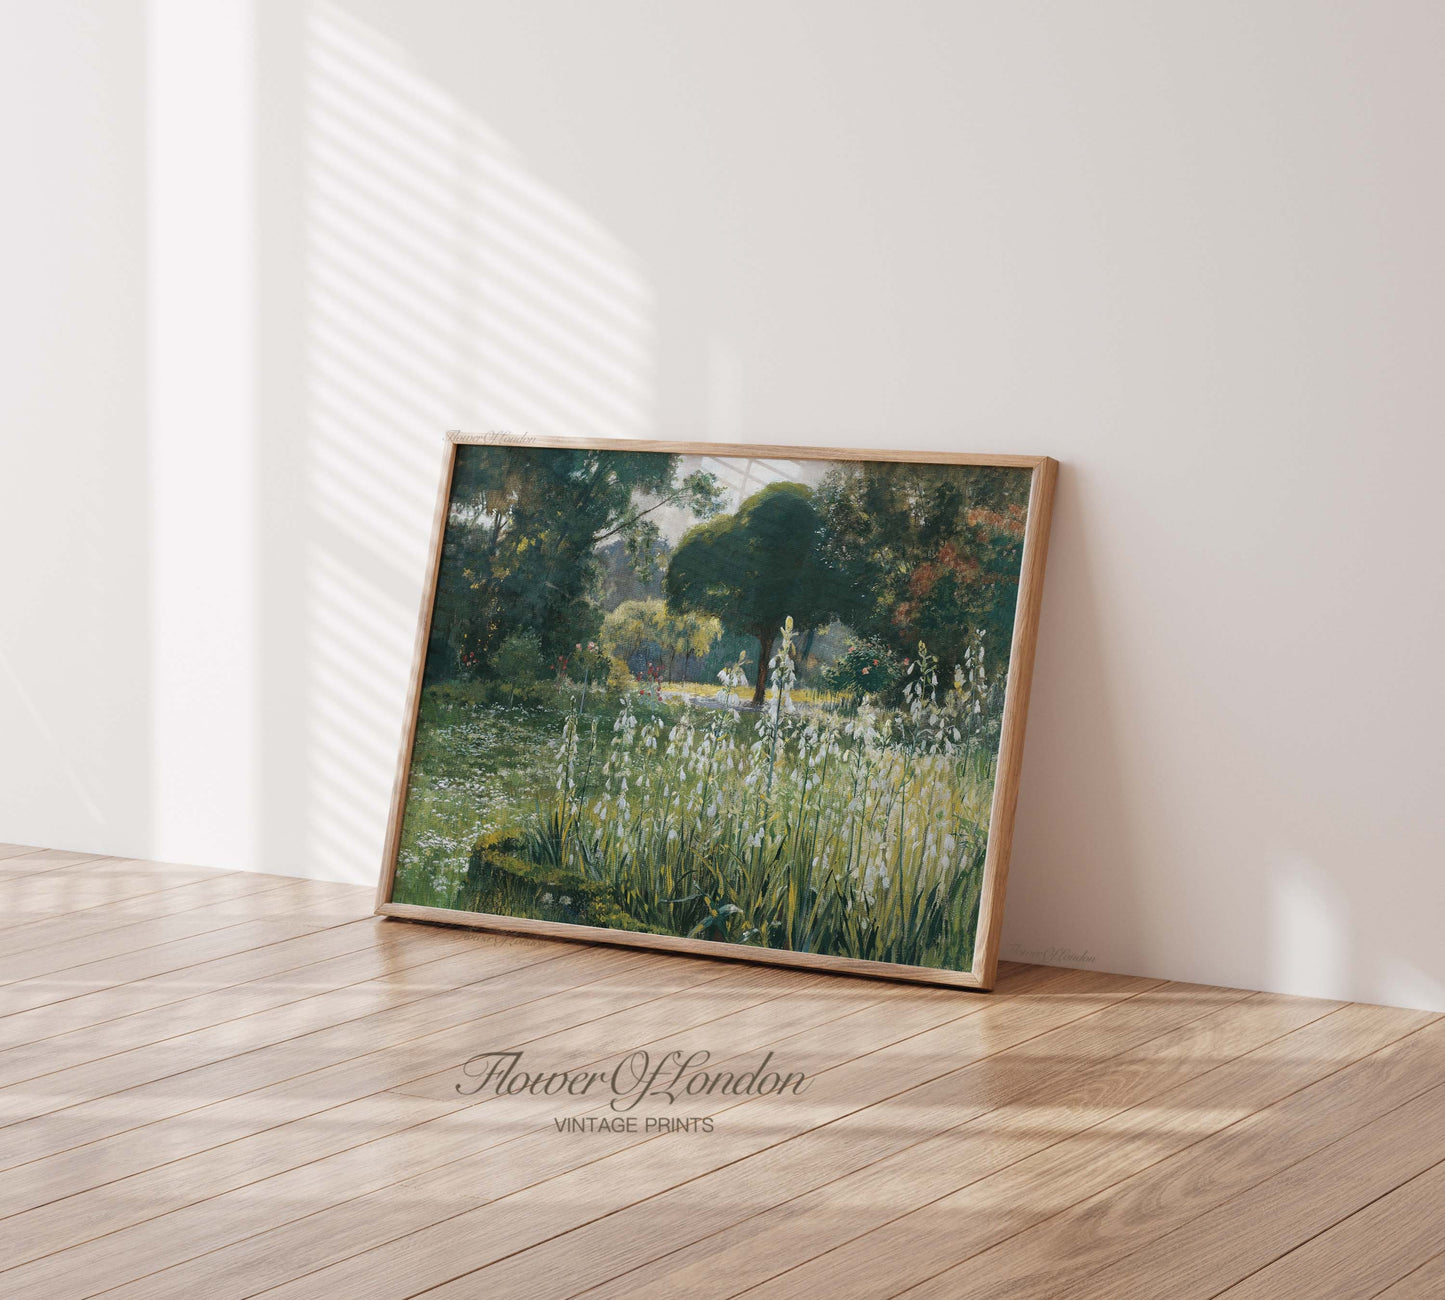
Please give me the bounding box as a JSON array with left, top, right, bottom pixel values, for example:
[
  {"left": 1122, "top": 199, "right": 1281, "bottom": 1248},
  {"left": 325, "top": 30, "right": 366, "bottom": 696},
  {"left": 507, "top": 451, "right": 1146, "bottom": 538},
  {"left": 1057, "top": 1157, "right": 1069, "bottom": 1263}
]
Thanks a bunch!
[{"left": 822, "top": 637, "right": 905, "bottom": 701}]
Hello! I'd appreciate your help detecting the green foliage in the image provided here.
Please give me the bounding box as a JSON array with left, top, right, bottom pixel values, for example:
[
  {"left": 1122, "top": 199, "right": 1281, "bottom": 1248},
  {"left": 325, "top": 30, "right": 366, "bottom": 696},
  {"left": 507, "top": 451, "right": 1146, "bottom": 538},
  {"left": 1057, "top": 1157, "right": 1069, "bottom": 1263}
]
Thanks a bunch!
[
  {"left": 595, "top": 536, "right": 668, "bottom": 608},
  {"left": 815, "top": 461, "right": 1030, "bottom": 685},
  {"left": 695, "top": 631, "right": 755, "bottom": 687},
  {"left": 389, "top": 687, "right": 562, "bottom": 909},
  {"left": 823, "top": 636, "right": 905, "bottom": 701},
  {"left": 600, "top": 598, "right": 721, "bottom": 682},
  {"left": 392, "top": 644, "right": 998, "bottom": 972},
  {"left": 395, "top": 447, "right": 1036, "bottom": 974},
  {"left": 606, "top": 655, "right": 636, "bottom": 692},
  {"left": 426, "top": 445, "right": 722, "bottom": 684},
  {"left": 489, "top": 629, "right": 546, "bottom": 685},
  {"left": 422, "top": 678, "right": 551, "bottom": 711},
  {"left": 658, "top": 607, "right": 722, "bottom": 681},
  {"left": 456, "top": 829, "right": 669, "bottom": 934},
  {"left": 665, "top": 482, "right": 847, "bottom": 702},
  {"left": 601, "top": 598, "right": 666, "bottom": 664}
]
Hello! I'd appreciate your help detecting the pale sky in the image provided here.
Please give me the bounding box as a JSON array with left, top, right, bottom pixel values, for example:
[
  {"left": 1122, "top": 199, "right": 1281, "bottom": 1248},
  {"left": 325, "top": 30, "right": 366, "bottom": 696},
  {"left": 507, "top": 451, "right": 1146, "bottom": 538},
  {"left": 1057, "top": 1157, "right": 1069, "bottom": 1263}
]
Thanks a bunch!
[{"left": 650, "top": 452, "right": 835, "bottom": 545}]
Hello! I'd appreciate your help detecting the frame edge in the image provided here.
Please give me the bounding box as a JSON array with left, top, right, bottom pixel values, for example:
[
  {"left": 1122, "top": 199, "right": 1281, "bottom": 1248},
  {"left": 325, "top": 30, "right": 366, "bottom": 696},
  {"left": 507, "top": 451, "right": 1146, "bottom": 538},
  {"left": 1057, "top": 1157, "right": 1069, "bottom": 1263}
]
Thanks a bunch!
[
  {"left": 971, "top": 455, "right": 1058, "bottom": 986},
  {"left": 375, "top": 435, "right": 1058, "bottom": 991},
  {"left": 450, "top": 430, "right": 1048, "bottom": 471},
  {"left": 378, "top": 901, "right": 989, "bottom": 989},
  {"left": 374, "top": 435, "right": 460, "bottom": 914}
]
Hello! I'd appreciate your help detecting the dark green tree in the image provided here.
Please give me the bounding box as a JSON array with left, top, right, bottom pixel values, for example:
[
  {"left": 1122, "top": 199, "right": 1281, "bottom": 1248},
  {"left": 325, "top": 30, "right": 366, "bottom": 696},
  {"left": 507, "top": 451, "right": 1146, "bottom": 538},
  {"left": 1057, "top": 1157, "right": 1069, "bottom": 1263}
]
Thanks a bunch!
[
  {"left": 426, "top": 445, "right": 721, "bottom": 683},
  {"left": 814, "top": 461, "right": 1031, "bottom": 682},
  {"left": 665, "top": 482, "right": 845, "bottom": 705}
]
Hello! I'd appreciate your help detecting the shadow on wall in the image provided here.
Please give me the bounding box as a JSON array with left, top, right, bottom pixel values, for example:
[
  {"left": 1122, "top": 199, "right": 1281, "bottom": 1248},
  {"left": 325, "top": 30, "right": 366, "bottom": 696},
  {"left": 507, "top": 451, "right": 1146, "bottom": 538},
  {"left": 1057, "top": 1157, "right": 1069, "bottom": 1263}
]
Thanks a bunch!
[
  {"left": 1003, "top": 466, "right": 1443, "bottom": 1011},
  {"left": 127, "top": 0, "right": 1440, "bottom": 1014},
  {"left": 256, "top": 1, "right": 657, "bottom": 883}
]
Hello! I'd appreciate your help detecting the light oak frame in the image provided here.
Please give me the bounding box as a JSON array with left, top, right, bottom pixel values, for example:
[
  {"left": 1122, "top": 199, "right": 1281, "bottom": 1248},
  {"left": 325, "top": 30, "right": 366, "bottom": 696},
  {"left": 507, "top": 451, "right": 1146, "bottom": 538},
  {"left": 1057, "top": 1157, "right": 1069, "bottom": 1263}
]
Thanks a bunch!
[{"left": 377, "top": 432, "right": 1057, "bottom": 990}]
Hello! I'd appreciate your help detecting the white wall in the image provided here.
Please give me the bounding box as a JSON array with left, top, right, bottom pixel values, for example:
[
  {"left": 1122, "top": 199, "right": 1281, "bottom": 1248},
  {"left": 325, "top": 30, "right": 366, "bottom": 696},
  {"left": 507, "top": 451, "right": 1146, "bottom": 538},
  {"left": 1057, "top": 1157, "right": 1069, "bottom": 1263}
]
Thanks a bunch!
[{"left": 3, "top": 0, "right": 1443, "bottom": 1010}]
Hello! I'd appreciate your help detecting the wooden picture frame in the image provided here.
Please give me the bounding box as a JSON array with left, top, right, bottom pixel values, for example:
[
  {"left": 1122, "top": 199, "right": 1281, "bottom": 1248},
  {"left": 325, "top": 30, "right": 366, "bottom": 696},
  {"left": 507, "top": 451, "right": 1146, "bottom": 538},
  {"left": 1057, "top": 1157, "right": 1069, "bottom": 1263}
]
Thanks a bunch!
[{"left": 377, "top": 433, "right": 1056, "bottom": 990}]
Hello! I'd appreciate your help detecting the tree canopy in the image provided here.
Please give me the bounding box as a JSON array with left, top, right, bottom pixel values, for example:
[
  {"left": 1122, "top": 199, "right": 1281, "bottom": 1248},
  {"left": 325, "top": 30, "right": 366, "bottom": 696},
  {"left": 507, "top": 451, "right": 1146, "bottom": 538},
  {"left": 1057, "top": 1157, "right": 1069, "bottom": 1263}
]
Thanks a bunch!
[
  {"left": 665, "top": 481, "right": 846, "bottom": 703},
  {"left": 814, "top": 461, "right": 1031, "bottom": 682},
  {"left": 426, "top": 445, "right": 721, "bottom": 682},
  {"left": 600, "top": 598, "right": 722, "bottom": 682},
  {"left": 426, "top": 446, "right": 1031, "bottom": 712}
]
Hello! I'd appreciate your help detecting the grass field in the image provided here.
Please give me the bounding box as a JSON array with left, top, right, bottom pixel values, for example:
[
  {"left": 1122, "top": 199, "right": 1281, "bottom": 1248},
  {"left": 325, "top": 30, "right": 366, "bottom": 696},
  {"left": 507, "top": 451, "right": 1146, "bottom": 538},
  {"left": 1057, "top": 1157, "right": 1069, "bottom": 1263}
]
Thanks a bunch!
[
  {"left": 389, "top": 690, "right": 560, "bottom": 908},
  {"left": 392, "top": 639, "right": 999, "bottom": 972}
]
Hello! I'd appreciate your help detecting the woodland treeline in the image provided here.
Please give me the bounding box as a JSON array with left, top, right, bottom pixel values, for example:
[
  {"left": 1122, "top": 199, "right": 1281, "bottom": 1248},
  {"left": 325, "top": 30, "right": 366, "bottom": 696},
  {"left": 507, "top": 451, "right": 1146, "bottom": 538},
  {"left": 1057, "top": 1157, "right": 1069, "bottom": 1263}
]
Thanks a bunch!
[{"left": 424, "top": 444, "right": 1030, "bottom": 707}]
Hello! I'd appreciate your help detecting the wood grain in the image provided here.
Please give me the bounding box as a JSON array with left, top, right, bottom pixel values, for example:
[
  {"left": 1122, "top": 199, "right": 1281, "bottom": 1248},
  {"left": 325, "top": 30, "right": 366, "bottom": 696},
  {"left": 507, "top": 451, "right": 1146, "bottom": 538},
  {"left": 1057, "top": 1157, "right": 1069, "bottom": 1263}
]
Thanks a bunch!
[
  {"left": 0, "top": 878, "right": 371, "bottom": 1018},
  {"left": 0, "top": 875, "right": 361, "bottom": 985},
  {"left": 1055, "top": 1081, "right": 1445, "bottom": 1298},
  {"left": 1374, "top": 1251, "right": 1445, "bottom": 1298},
  {"left": 0, "top": 916, "right": 397, "bottom": 1052},
  {"left": 1215, "top": 1157, "right": 1445, "bottom": 1299},
  {"left": 736, "top": 1000, "right": 1435, "bottom": 1299},
  {"left": 0, "top": 854, "right": 1441, "bottom": 1300},
  {"left": 0, "top": 921, "right": 482, "bottom": 1092},
  {"left": 64, "top": 966, "right": 1068, "bottom": 1300},
  {"left": 241, "top": 971, "right": 1155, "bottom": 1299},
  {"left": 576, "top": 988, "right": 1337, "bottom": 1300},
  {"left": 0, "top": 868, "right": 305, "bottom": 958},
  {"left": 0, "top": 950, "right": 738, "bottom": 1270},
  {"left": 23, "top": 964, "right": 844, "bottom": 1297},
  {"left": 0, "top": 855, "right": 221, "bottom": 926},
  {"left": 893, "top": 1012, "right": 1445, "bottom": 1300}
]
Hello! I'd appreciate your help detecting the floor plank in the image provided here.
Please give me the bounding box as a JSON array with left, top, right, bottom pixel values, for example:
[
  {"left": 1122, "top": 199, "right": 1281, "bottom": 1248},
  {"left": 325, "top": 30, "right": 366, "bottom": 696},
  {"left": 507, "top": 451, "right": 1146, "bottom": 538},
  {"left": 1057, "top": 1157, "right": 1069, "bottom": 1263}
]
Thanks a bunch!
[
  {"left": 0, "top": 878, "right": 372, "bottom": 1018},
  {"left": 0, "top": 868, "right": 310, "bottom": 959},
  {"left": 223, "top": 969, "right": 1154, "bottom": 1299},
  {"left": 436, "top": 974, "right": 1222, "bottom": 1300},
  {"left": 0, "top": 948, "right": 731, "bottom": 1267},
  {"left": 1215, "top": 1158, "right": 1445, "bottom": 1300},
  {"left": 0, "top": 915, "right": 400, "bottom": 1051},
  {"left": 891, "top": 1011, "right": 1444, "bottom": 1300},
  {"left": 0, "top": 856, "right": 222, "bottom": 926},
  {"left": 21, "top": 963, "right": 839, "bottom": 1297},
  {"left": 0, "top": 852, "right": 1439, "bottom": 1300},
  {"left": 575, "top": 987, "right": 1337, "bottom": 1300},
  {"left": 0, "top": 876, "right": 364, "bottom": 985},
  {"left": 1375, "top": 1252, "right": 1445, "bottom": 1298},
  {"left": 1055, "top": 1081, "right": 1445, "bottom": 1298},
  {"left": 0, "top": 937, "right": 606, "bottom": 1181},
  {"left": 0, "top": 920, "right": 481, "bottom": 1090},
  {"left": 0, "top": 848, "right": 115, "bottom": 883}
]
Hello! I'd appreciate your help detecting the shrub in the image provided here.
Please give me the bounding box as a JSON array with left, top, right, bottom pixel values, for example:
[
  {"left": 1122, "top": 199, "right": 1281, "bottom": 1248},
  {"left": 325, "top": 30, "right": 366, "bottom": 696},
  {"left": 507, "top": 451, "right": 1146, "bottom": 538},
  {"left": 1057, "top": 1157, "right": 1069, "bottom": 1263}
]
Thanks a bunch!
[
  {"left": 489, "top": 629, "right": 546, "bottom": 685},
  {"left": 823, "top": 637, "right": 905, "bottom": 701},
  {"left": 607, "top": 655, "right": 636, "bottom": 693},
  {"left": 419, "top": 679, "right": 552, "bottom": 716}
]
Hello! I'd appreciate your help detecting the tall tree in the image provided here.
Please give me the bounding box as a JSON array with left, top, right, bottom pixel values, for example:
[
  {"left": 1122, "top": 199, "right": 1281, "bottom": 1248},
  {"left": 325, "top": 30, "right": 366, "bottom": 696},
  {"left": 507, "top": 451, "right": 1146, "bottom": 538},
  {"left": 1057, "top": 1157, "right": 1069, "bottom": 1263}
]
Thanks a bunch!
[
  {"left": 813, "top": 461, "right": 1031, "bottom": 681},
  {"left": 665, "top": 482, "right": 845, "bottom": 704},
  {"left": 427, "top": 445, "right": 721, "bottom": 682}
]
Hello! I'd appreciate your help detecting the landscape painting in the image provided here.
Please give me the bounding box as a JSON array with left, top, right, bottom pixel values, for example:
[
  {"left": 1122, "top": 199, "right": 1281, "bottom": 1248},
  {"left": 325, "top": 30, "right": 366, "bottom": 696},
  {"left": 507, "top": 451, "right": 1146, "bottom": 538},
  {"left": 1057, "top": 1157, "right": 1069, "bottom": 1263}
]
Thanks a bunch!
[{"left": 379, "top": 435, "right": 1054, "bottom": 986}]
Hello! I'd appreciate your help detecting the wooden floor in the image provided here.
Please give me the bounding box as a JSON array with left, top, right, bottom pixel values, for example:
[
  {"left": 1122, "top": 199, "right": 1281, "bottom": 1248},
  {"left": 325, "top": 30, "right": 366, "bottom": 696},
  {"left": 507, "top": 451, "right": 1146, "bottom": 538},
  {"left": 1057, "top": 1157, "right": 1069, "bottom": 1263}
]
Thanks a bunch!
[{"left": 1, "top": 849, "right": 1442, "bottom": 1300}]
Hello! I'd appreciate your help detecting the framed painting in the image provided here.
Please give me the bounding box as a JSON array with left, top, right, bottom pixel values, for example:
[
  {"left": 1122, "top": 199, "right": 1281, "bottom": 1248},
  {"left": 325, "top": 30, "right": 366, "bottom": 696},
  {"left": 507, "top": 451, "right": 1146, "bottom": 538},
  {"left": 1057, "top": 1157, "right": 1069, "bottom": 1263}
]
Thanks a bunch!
[{"left": 377, "top": 433, "right": 1056, "bottom": 989}]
